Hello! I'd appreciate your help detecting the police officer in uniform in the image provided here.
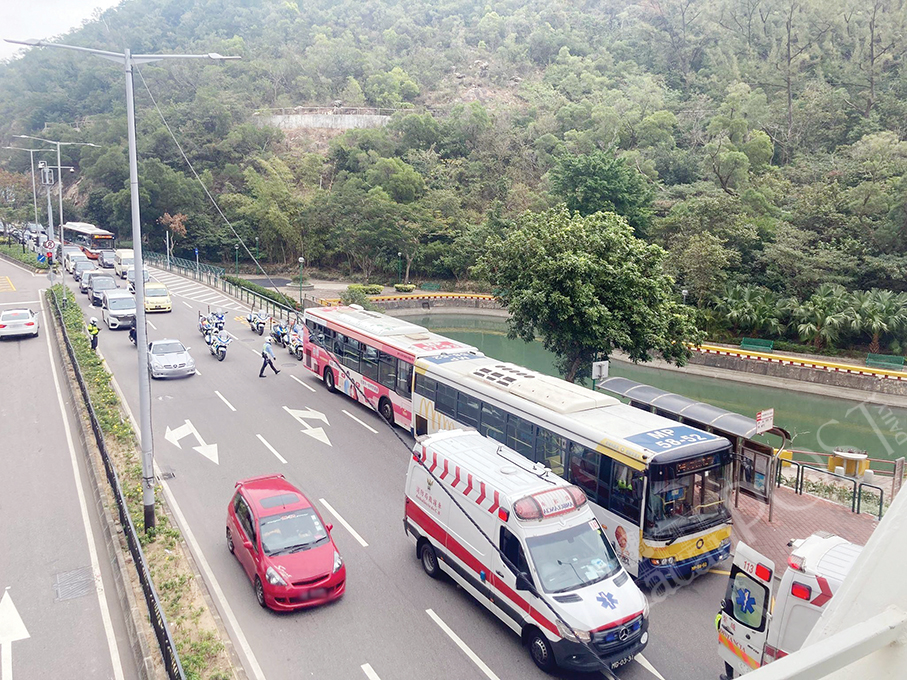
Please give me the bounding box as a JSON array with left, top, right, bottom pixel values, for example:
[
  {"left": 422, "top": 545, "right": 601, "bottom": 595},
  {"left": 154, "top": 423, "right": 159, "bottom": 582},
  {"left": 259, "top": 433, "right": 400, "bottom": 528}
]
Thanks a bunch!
[
  {"left": 88, "top": 317, "right": 100, "bottom": 351},
  {"left": 259, "top": 337, "right": 280, "bottom": 377}
]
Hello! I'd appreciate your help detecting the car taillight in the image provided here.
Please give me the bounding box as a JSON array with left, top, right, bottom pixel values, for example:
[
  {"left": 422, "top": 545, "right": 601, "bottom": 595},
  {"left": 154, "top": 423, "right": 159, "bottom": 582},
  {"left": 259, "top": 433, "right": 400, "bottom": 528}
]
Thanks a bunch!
[
  {"left": 755, "top": 563, "right": 773, "bottom": 582},
  {"left": 25, "top": 322, "right": 34, "bottom": 326},
  {"left": 0, "top": 324, "right": 5, "bottom": 328},
  {"left": 791, "top": 582, "right": 811, "bottom": 600}
]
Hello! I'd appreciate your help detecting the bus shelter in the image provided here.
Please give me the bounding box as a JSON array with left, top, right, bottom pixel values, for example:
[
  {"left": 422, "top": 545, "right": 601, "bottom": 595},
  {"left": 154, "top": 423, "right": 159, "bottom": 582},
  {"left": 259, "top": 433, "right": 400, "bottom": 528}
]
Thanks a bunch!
[{"left": 597, "top": 377, "right": 791, "bottom": 521}]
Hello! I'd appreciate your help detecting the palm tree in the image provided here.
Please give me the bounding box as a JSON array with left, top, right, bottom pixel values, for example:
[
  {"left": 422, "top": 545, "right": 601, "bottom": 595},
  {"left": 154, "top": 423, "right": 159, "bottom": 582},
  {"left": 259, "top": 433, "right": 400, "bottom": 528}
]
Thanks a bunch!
[
  {"left": 846, "top": 289, "right": 907, "bottom": 354},
  {"left": 716, "top": 284, "right": 784, "bottom": 337},
  {"left": 790, "top": 284, "right": 848, "bottom": 349}
]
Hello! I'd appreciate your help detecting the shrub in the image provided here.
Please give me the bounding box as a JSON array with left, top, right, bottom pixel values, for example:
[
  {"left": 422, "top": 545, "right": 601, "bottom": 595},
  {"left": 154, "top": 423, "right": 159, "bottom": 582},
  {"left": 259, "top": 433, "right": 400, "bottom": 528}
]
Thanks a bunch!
[
  {"left": 347, "top": 283, "right": 384, "bottom": 295},
  {"left": 394, "top": 283, "right": 417, "bottom": 292},
  {"left": 340, "top": 286, "right": 379, "bottom": 310},
  {"left": 223, "top": 275, "right": 298, "bottom": 310},
  {"left": 0, "top": 243, "right": 49, "bottom": 269}
]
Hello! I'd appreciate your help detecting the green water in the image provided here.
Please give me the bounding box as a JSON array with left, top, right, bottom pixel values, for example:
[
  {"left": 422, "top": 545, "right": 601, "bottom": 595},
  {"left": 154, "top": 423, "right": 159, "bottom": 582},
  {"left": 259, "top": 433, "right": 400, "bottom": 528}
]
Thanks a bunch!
[{"left": 415, "top": 314, "right": 907, "bottom": 463}]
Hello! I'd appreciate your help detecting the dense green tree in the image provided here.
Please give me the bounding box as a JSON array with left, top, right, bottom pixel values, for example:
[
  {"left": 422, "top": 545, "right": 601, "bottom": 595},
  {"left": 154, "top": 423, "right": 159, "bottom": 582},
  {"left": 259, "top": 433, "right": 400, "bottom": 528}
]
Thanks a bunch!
[{"left": 474, "top": 207, "right": 702, "bottom": 382}]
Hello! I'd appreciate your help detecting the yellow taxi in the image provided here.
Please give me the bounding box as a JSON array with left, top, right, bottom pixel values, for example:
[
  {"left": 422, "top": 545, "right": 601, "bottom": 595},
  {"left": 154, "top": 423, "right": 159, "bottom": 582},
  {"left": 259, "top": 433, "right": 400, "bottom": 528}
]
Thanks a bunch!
[{"left": 143, "top": 282, "right": 172, "bottom": 312}]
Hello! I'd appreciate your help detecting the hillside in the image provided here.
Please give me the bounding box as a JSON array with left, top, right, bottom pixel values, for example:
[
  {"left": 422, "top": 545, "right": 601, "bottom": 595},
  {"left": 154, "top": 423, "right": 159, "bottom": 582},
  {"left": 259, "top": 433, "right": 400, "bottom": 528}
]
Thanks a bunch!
[{"left": 1, "top": 0, "right": 906, "bottom": 303}]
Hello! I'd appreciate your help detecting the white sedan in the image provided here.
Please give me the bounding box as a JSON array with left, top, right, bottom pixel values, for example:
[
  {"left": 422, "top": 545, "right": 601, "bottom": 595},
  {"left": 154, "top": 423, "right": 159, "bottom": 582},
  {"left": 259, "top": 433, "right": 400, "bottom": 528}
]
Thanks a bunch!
[
  {"left": 147, "top": 339, "right": 196, "bottom": 379},
  {"left": 0, "top": 308, "right": 39, "bottom": 338}
]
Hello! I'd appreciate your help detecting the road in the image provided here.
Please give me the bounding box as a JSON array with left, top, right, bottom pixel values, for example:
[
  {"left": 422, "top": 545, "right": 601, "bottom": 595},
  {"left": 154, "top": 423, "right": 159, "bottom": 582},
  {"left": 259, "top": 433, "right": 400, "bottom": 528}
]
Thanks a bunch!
[
  {"left": 0, "top": 259, "right": 136, "bottom": 680},
  {"left": 58, "top": 263, "right": 730, "bottom": 680}
]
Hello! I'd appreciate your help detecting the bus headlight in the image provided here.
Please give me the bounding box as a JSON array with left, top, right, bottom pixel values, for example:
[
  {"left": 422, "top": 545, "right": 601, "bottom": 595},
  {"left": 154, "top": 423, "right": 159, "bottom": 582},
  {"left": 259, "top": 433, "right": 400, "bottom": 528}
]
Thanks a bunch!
[{"left": 556, "top": 621, "right": 591, "bottom": 643}]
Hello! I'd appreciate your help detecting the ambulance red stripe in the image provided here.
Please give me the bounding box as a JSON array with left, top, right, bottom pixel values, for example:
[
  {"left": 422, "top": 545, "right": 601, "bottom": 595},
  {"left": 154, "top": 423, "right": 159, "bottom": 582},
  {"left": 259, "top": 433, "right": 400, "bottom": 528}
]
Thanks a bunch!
[
  {"left": 453, "top": 466, "right": 461, "bottom": 488},
  {"left": 440, "top": 459, "right": 449, "bottom": 480},
  {"left": 489, "top": 490, "right": 500, "bottom": 514},
  {"left": 477, "top": 481, "right": 487, "bottom": 505},
  {"left": 464, "top": 473, "right": 474, "bottom": 496}
]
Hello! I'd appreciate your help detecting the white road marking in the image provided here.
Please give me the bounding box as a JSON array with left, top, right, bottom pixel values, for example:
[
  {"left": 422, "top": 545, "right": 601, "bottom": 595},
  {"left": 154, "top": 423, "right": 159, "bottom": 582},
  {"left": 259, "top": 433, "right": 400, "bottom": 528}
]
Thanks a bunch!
[
  {"left": 342, "top": 409, "right": 378, "bottom": 434},
  {"left": 40, "top": 298, "right": 125, "bottom": 680},
  {"left": 361, "top": 664, "right": 381, "bottom": 680},
  {"left": 426, "top": 609, "right": 500, "bottom": 680},
  {"left": 291, "top": 374, "right": 316, "bottom": 392},
  {"left": 636, "top": 654, "right": 666, "bottom": 679},
  {"left": 146, "top": 320, "right": 157, "bottom": 330},
  {"left": 181, "top": 300, "right": 192, "bottom": 308},
  {"left": 256, "top": 434, "right": 287, "bottom": 464},
  {"left": 194, "top": 369, "right": 201, "bottom": 376},
  {"left": 0, "top": 299, "right": 40, "bottom": 306},
  {"left": 214, "top": 390, "right": 236, "bottom": 412},
  {"left": 195, "top": 293, "right": 223, "bottom": 302},
  {"left": 318, "top": 498, "right": 368, "bottom": 548},
  {"left": 106, "top": 373, "right": 268, "bottom": 680}
]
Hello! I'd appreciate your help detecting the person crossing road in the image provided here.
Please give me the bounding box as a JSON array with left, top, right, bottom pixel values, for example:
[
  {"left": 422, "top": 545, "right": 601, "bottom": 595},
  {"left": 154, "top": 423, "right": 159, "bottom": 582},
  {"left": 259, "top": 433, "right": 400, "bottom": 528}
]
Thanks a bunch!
[
  {"left": 259, "top": 336, "right": 280, "bottom": 377},
  {"left": 87, "top": 317, "right": 100, "bottom": 351}
]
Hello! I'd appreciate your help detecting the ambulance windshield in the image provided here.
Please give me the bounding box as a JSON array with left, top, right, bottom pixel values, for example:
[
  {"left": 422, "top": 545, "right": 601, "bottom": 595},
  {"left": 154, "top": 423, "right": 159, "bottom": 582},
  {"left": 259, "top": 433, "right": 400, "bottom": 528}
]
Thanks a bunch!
[{"left": 526, "top": 522, "right": 621, "bottom": 593}]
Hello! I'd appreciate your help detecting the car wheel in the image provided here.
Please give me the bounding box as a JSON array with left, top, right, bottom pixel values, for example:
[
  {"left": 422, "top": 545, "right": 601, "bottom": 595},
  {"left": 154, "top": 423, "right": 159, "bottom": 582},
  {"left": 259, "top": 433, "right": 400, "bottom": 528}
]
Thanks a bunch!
[
  {"left": 254, "top": 576, "right": 267, "bottom": 609},
  {"left": 420, "top": 542, "right": 440, "bottom": 579},
  {"left": 226, "top": 527, "right": 234, "bottom": 554},
  {"left": 527, "top": 628, "right": 556, "bottom": 672},
  {"left": 324, "top": 366, "right": 335, "bottom": 392},
  {"left": 379, "top": 397, "right": 394, "bottom": 426}
]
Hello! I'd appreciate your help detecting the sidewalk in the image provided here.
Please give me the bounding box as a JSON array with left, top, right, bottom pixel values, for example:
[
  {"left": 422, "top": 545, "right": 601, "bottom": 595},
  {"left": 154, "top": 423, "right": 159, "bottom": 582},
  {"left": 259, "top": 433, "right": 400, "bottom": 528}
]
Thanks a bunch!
[{"left": 730, "top": 485, "right": 879, "bottom": 570}]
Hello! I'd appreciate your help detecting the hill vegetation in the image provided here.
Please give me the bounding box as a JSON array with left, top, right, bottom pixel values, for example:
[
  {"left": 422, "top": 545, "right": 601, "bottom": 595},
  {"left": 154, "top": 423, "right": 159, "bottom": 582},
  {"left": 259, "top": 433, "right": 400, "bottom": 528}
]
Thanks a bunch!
[{"left": 3, "top": 0, "right": 907, "bottom": 355}]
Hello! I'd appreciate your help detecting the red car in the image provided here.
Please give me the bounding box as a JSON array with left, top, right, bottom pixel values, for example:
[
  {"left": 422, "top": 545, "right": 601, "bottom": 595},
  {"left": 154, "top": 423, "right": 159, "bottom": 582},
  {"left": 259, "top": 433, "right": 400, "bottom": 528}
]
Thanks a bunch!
[{"left": 226, "top": 474, "right": 346, "bottom": 611}]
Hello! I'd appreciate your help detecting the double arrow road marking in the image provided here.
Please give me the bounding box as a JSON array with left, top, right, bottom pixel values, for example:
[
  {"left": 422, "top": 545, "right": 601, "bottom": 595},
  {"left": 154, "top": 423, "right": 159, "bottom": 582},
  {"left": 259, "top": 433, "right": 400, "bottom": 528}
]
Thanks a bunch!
[
  {"left": 164, "top": 420, "right": 219, "bottom": 464},
  {"left": 283, "top": 406, "right": 332, "bottom": 446},
  {"left": 0, "top": 590, "right": 29, "bottom": 680}
]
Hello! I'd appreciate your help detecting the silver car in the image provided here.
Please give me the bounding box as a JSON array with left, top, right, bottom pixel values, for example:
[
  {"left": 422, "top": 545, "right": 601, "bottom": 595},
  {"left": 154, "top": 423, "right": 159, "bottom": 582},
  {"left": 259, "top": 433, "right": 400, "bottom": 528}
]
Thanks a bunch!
[
  {"left": 73, "top": 260, "right": 97, "bottom": 281},
  {"left": 0, "top": 308, "right": 39, "bottom": 339},
  {"left": 147, "top": 339, "right": 196, "bottom": 379}
]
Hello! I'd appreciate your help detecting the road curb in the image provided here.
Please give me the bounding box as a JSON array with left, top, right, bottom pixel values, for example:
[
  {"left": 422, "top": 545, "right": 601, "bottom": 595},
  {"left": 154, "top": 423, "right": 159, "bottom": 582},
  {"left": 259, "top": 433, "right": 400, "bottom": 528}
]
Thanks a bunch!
[{"left": 47, "top": 293, "right": 164, "bottom": 680}]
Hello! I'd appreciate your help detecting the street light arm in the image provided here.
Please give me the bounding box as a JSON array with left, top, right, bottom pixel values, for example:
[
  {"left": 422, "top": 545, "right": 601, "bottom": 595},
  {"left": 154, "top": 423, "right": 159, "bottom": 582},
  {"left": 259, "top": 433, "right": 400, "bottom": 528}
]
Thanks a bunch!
[
  {"left": 4, "top": 39, "right": 240, "bottom": 64},
  {"left": 4, "top": 38, "right": 123, "bottom": 59},
  {"left": 14, "top": 135, "right": 99, "bottom": 148},
  {"left": 132, "top": 53, "right": 241, "bottom": 63}
]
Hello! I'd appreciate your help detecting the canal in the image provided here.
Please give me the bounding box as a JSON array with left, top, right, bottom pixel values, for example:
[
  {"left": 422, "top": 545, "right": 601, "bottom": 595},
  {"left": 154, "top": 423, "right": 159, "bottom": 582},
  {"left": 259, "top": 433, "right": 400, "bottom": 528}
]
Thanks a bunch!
[{"left": 412, "top": 313, "right": 907, "bottom": 464}]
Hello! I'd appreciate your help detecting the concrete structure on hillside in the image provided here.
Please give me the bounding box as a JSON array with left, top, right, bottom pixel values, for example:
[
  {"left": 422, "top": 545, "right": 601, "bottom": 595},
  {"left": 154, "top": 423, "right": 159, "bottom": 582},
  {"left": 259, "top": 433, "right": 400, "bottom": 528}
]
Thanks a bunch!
[{"left": 253, "top": 106, "right": 392, "bottom": 130}]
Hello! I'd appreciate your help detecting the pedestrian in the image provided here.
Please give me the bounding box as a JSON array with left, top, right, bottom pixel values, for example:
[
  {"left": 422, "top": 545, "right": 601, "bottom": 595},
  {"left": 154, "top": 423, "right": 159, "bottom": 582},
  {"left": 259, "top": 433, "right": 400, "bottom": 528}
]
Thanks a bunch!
[
  {"left": 87, "top": 316, "right": 100, "bottom": 351},
  {"left": 260, "top": 336, "right": 280, "bottom": 377}
]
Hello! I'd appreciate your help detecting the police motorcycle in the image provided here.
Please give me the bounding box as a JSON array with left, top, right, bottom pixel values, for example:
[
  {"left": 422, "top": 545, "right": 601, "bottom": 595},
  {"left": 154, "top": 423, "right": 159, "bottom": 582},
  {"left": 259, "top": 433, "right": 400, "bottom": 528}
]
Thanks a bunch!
[
  {"left": 269, "top": 319, "right": 290, "bottom": 348},
  {"left": 198, "top": 312, "right": 214, "bottom": 340},
  {"left": 246, "top": 308, "right": 267, "bottom": 335},
  {"left": 210, "top": 308, "right": 226, "bottom": 331},
  {"left": 287, "top": 321, "right": 305, "bottom": 361},
  {"left": 208, "top": 330, "right": 233, "bottom": 361}
]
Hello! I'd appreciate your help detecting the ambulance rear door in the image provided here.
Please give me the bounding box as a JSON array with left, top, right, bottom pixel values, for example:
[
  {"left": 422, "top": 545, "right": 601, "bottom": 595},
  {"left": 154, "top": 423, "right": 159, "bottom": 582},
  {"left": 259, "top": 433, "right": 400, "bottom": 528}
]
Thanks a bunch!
[{"left": 718, "top": 541, "right": 775, "bottom": 676}]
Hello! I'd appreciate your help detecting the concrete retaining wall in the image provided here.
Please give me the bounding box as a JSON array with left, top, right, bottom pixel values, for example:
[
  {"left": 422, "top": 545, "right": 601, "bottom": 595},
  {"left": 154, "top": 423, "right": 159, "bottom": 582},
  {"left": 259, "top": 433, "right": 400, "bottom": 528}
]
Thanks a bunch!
[
  {"left": 256, "top": 114, "right": 390, "bottom": 130},
  {"left": 375, "top": 296, "right": 503, "bottom": 313}
]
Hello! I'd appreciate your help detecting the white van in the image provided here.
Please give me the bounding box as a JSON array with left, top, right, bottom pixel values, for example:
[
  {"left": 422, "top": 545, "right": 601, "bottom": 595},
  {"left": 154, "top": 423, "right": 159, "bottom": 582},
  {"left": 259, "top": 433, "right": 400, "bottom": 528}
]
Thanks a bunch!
[
  {"left": 717, "top": 532, "right": 862, "bottom": 678},
  {"left": 114, "top": 249, "right": 134, "bottom": 278},
  {"left": 101, "top": 290, "right": 136, "bottom": 330},
  {"left": 405, "top": 429, "right": 649, "bottom": 673}
]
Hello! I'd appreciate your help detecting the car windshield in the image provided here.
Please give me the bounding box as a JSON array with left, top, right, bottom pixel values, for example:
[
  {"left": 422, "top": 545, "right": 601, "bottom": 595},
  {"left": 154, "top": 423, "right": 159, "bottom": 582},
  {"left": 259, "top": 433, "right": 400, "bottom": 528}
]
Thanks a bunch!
[
  {"left": 2, "top": 311, "right": 30, "bottom": 321},
  {"left": 71, "top": 254, "right": 87, "bottom": 261},
  {"left": 645, "top": 460, "right": 732, "bottom": 541},
  {"left": 525, "top": 521, "right": 622, "bottom": 594},
  {"left": 108, "top": 298, "right": 135, "bottom": 310},
  {"left": 152, "top": 342, "right": 185, "bottom": 355},
  {"left": 93, "top": 278, "right": 116, "bottom": 290},
  {"left": 259, "top": 508, "right": 329, "bottom": 556},
  {"left": 146, "top": 288, "right": 168, "bottom": 297},
  {"left": 77, "top": 263, "right": 96, "bottom": 271}
]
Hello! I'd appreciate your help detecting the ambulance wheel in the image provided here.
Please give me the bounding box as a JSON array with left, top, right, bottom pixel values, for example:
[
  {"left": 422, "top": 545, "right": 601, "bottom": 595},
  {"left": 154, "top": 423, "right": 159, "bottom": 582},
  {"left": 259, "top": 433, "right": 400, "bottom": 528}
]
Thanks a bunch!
[
  {"left": 379, "top": 397, "right": 394, "bottom": 426},
  {"left": 324, "top": 366, "right": 335, "bottom": 392},
  {"left": 526, "top": 628, "right": 555, "bottom": 672},
  {"left": 419, "top": 542, "right": 440, "bottom": 579}
]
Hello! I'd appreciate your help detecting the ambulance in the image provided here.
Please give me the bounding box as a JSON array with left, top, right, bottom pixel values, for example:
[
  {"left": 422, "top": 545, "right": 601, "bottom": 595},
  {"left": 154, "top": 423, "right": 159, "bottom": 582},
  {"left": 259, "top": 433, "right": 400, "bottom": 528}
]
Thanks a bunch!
[
  {"left": 404, "top": 429, "right": 649, "bottom": 673},
  {"left": 717, "top": 532, "right": 863, "bottom": 677}
]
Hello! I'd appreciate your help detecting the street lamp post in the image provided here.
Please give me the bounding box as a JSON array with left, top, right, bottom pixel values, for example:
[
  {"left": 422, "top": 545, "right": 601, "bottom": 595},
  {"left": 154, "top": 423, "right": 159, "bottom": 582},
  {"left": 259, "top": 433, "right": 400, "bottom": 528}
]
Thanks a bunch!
[
  {"left": 298, "top": 257, "right": 305, "bottom": 307},
  {"left": 682, "top": 289, "right": 689, "bottom": 305},
  {"left": 397, "top": 251, "right": 402, "bottom": 284},
  {"left": 39, "top": 163, "right": 56, "bottom": 284},
  {"left": 234, "top": 243, "right": 239, "bottom": 275},
  {"left": 14, "top": 135, "right": 98, "bottom": 227},
  {"left": 2, "top": 146, "right": 45, "bottom": 228},
  {"left": 6, "top": 38, "right": 240, "bottom": 532},
  {"left": 255, "top": 236, "right": 259, "bottom": 261}
]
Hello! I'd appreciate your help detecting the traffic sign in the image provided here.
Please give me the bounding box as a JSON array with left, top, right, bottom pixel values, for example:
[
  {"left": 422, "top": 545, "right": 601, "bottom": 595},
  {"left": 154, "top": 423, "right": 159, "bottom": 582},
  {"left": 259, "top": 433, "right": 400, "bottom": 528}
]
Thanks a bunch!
[
  {"left": 44, "top": 239, "right": 55, "bottom": 250},
  {"left": 36, "top": 253, "right": 46, "bottom": 263},
  {"left": 755, "top": 408, "right": 774, "bottom": 434}
]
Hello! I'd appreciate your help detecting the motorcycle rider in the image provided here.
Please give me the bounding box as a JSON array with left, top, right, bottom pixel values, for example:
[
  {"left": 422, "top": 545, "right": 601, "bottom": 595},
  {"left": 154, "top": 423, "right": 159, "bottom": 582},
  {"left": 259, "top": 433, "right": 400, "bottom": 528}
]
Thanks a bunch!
[
  {"left": 87, "top": 317, "right": 100, "bottom": 351},
  {"left": 128, "top": 324, "right": 137, "bottom": 345},
  {"left": 259, "top": 337, "right": 280, "bottom": 378}
]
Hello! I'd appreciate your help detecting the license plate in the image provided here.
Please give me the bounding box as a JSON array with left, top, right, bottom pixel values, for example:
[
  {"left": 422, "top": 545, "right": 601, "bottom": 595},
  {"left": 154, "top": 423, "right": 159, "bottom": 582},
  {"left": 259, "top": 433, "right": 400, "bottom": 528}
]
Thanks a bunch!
[
  {"left": 691, "top": 561, "right": 708, "bottom": 572},
  {"left": 611, "top": 654, "right": 635, "bottom": 669}
]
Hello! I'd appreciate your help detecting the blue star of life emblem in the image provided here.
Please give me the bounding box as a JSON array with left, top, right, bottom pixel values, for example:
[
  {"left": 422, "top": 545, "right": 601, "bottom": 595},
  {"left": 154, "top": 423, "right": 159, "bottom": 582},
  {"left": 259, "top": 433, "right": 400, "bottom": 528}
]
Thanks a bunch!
[
  {"left": 735, "top": 587, "right": 756, "bottom": 614},
  {"left": 596, "top": 591, "right": 618, "bottom": 609}
]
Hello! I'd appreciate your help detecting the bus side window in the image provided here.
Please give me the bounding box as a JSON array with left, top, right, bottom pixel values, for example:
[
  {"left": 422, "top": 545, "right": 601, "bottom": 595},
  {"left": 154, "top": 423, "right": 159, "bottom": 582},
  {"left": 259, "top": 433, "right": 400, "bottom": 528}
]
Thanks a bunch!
[
  {"left": 378, "top": 351, "right": 396, "bottom": 389},
  {"left": 396, "top": 360, "right": 413, "bottom": 398},
  {"left": 480, "top": 402, "right": 506, "bottom": 444},
  {"left": 456, "top": 390, "right": 480, "bottom": 427},
  {"left": 414, "top": 373, "right": 436, "bottom": 400},
  {"left": 361, "top": 345, "right": 379, "bottom": 381},
  {"left": 535, "top": 427, "right": 566, "bottom": 475},
  {"left": 610, "top": 462, "right": 643, "bottom": 523},
  {"left": 505, "top": 414, "right": 534, "bottom": 458},
  {"left": 435, "top": 382, "right": 457, "bottom": 417},
  {"left": 568, "top": 442, "right": 602, "bottom": 504}
]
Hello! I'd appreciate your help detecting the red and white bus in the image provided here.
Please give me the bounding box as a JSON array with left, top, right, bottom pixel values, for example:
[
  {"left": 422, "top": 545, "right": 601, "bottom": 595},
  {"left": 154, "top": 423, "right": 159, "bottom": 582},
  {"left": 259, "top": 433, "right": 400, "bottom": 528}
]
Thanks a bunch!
[
  {"left": 62, "top": 222, "right": 115, "bottom": 259},
  {"left": 302, "top": 305, "right": 480, "bottom": 431}
]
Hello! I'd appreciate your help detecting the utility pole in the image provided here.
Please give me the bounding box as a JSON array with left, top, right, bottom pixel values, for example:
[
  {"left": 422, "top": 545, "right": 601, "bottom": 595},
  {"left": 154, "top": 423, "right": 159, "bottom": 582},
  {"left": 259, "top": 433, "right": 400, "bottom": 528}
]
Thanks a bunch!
[
  {"left": 7, "top": 38, "right": 240, "bottom": 532},
  {"left": 40, "top": 163, "right": 55, "bottom": 284}
]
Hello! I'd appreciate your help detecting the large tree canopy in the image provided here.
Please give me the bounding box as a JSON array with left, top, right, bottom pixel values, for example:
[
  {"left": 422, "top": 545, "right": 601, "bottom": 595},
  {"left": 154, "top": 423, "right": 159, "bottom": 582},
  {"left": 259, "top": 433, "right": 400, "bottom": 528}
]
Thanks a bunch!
[{"left": 475, "top": 207, "right": 702, "bottom": 382}]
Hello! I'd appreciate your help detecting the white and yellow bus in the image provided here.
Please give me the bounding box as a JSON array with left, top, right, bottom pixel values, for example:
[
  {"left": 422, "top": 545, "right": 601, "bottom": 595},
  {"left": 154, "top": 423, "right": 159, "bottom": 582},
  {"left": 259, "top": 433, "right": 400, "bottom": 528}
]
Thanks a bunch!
[{"left": 412, "top": 353, "right": 733, "bottom": 586}]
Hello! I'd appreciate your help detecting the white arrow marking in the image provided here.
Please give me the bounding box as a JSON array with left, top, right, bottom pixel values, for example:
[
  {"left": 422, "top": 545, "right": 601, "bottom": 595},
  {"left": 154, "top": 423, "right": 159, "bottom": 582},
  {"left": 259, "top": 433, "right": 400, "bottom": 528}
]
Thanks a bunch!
[
  {"left": 282, "top": 406, "right": 332, "bottom": 446},
  {"left": 0, "top": 590, "right": 30, "bottom": 680},
  {"left": 164, "top": 420, "right": 219, "bottom": 464}
]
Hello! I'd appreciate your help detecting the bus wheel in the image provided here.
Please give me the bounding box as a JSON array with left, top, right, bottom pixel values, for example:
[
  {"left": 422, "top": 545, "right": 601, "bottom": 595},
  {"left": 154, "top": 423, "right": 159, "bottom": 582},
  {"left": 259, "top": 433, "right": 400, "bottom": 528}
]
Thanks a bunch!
[
  {"left": 379, "top": 397, "right": 395, "bottom": 426},
  {"left": 419, "top": 542, "right": 440, "bottom": 579},
  {"left": 525, "top": 627, "right": 555, "bottom": 672},
  {"left": 324, "top": 366, "right": 335, "bottom": 392}
]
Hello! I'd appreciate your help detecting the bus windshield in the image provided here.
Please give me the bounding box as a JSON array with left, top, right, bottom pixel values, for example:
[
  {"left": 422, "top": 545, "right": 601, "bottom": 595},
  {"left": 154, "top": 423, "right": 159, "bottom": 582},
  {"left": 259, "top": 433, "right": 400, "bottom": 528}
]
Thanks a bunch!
[
  {"left": 645, "top": 458, "right": 732, "bottom": 541},
  {"left": 525, "top": 522, "right": 621, "bottom": 593}
]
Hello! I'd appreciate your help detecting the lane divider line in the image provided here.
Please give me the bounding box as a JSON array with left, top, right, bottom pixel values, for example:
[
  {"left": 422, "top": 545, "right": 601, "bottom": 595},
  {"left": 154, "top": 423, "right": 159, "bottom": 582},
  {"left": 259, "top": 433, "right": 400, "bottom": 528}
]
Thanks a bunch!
[
  {"left": 146, "top": 320, "right": 157, "bottom": 330},
  {"left": 214, "top": 390, "right": 236, "bottom": 412},
  {"left": 342, "top": 409, "right": 378, "bottom": 434},
  {"left": 426, "top": 609, "right": 500, "bottom": 680},
  {"left": 181, "top": 301, "right": 192, "bottom": 309},
  {"left": 636, "top": 653, "right": 667, "bottom": 680},
  {"left": 0, "top": 299, "right": 40, "bottom": 305},
  {"left": 291, "top": 374, "right": 316, "bottom": 392},
  {"left": 318, "top": 498, "right": 368, "bottom": 548},
  {"left": 256, "top": 434, "right": 287, "bottom": 464},
  {"left": 361, "top": 663, "right": 381, "bottom": 680},
  {"left": 40, "top": 297, "right": 125, "bottom": 680}
]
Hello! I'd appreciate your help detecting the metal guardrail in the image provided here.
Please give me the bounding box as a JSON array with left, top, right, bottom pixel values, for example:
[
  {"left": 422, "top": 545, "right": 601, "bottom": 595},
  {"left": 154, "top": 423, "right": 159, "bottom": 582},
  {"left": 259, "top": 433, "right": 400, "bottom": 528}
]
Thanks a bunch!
[
  {"left": 777, "top": 459, "right": 885, "bottom": 518},
  {"left": 145, "top": 251, "right": 225, "bottom": 286},
  {"left": 857, "top": 482, "right": 885, "bottom": 521},
  {"left": 48, "top": 286, "right": 185, "bottom": 680}
]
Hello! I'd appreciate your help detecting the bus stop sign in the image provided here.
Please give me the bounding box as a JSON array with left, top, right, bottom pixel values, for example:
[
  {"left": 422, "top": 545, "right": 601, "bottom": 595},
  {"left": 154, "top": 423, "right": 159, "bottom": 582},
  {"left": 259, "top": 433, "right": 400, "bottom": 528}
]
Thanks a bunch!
[{"left": 755, "top": 409, "right": 774, "bottom": 434}]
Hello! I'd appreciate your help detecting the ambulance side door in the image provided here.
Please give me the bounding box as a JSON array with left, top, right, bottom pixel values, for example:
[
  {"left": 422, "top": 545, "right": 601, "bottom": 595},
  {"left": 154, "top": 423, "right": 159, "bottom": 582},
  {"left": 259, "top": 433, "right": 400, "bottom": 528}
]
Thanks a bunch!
[
  {"left": 493, "top": 526, "right": 539, "bottom": 627},
  {"left": 718, "top": 541, "right": 775, "bottom": 676}
]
